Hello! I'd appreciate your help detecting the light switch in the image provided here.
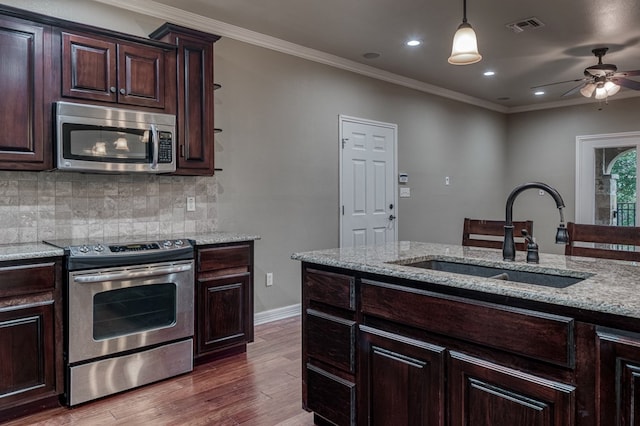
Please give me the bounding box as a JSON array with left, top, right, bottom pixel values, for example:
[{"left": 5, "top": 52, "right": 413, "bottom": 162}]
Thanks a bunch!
[{"left": 400, "top": 187, "right": 411, "bottom": 198}]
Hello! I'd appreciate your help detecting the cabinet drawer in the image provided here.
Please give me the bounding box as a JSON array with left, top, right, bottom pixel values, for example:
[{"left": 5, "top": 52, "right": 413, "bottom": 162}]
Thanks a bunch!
[
  {"left": 198, "top": 244, "right": 251, "bottom": 272},
  {"left": 0, "top": 263, "right": 56, "bottom": 298},
  {"left": 361, "top": 279, "right": 575, "bottom": 368},
  {"left": 305, "top": 268, "right": 355, "bottom": 311},
  {"left": 307, "top": 309, "right": 356, "bottom": 373},
  {"left": 306, "top": 364, "right": 356, "bottom": 426}
]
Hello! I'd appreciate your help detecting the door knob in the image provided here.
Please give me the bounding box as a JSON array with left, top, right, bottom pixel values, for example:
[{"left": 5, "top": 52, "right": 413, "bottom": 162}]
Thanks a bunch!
[{"left": 389, "top": 215, "right": 396, "bottom": 221}]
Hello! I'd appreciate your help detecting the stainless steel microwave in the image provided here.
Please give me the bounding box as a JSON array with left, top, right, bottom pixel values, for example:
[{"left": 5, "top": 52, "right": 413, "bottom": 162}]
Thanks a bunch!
[{"left": 55, "top": 102, "right": 177, "bottom": 174}]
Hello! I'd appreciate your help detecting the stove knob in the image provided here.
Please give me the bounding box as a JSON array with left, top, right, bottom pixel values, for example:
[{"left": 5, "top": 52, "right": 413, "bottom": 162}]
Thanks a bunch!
[
  {"left": 94, "top": 244, "right": 105, "bottom": 252},
  {"left": 163, "top": 240, "right": 173, "bottom": 247},
  {"left": 174, "top": 239, "right": 184, "bottom": 246},
  {"left": 79, "top": 245, "right": 90, "bottom": 253}
]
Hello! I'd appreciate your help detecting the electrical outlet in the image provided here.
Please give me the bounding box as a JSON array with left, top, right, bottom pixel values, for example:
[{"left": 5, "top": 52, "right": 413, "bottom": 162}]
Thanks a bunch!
[
  {"left": 186, "top": 196, "right": 196, "bottom": 211},
  {"left": 265, "top": 272, "right": 273, "bottom": 287}
]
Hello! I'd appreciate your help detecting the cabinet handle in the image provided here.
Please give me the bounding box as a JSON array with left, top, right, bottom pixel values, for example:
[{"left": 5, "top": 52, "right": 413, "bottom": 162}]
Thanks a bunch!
[
  {"left": 119, "top": 88, "right": 126, "bottom": 95},
  {"left": 110, "top": 86, "right": 116, "bottom": 93}
]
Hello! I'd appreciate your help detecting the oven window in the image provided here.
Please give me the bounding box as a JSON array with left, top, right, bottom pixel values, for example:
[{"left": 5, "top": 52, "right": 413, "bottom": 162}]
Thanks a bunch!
[
  {"left": 93, "top": 284, "right": 176, "bottom": 340},
  {"left": 63, "top": 123, "right": 152, "bottom": 162}
]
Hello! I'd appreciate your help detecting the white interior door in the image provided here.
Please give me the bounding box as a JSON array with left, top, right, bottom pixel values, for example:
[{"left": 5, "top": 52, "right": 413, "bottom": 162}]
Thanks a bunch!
[
  {"left": 340, "top": 116, "right": 397, "bottom": 247},
  {"left": 576, "top": 131, "right": 640, "bottom": 224}
]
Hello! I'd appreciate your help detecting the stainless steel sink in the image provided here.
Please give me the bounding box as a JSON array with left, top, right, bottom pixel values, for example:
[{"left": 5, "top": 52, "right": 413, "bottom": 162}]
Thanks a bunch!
[{"left": 397, "top": 260, "right": 587, "bottom": 288}]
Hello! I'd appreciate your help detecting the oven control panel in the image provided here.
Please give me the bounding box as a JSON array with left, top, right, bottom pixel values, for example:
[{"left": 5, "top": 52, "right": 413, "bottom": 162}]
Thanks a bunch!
[{"left": 68, "top": 239, "right": 192, "bottom": 257}]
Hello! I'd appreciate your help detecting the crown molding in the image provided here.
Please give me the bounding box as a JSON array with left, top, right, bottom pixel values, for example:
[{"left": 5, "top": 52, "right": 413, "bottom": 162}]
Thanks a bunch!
[{"left": 92, "top": 0, "right": 509, "bottom": 113}]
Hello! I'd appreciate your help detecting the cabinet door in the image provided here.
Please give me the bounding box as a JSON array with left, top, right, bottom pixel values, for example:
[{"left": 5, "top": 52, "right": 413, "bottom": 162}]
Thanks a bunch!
[
  {"left": 449, "top": 351, "right": 575, "bottom": 426},
  {"left": 0, "top": 17, "right": 49, "bottom": 170},
  {"left": 174, "top": 34, "right": 215, "bottom": 175},
  {"left": 597, "top": 329, "right": 640, "bottom": 425},
  {"left": 359, "top": 326, "right": 446, "bottom": 426},
  {"left": 196, "top": 272, "right": 252, "bottom": 355},
  {"left": 62, "top": 32, "right": 117, "bottom": 103},
  {"left": 117, "top": 42, "right": 165, "bottom": 108},
  {"left": 0, "top": 302, "right": 56, "bottom": 410}
]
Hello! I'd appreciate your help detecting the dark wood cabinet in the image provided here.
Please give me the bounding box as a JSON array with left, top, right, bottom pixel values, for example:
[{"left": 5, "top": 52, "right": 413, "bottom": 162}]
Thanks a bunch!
[
  {"left": 61, "top": 31, "right": 167, "bottom": 109},
  {"left": 195, "top": 242, "right": 254, "bottom": 362},
  {"left": 150, "top": 24, "right": 221, "bottom": 176},
  {"left": 0, "top": 15, "right": 52, "bottom": 170},
  {"left": 359, "top": 326, "right": 446, "bottom": 426},
  {"left": 303, "top": 268, "right": 358, "bottom": 426},
  {"left": 0, "top": 258, "right": 63, "bottom": 423},
  {"left": 301, "top": 263, "right": 588, "bottom": 425},
  {"left": 448, "top": 351, "right": 575, "bottom": 426},
  {"left": 597, "top": 328, "right": 640, "bottom": 425}
]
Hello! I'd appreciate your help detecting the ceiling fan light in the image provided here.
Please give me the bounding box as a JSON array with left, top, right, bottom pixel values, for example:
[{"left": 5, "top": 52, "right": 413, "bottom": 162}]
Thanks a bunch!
[
  {"left": 594, "top": 85, "right": 608, "bottom": 100},
  {"left": 604, "top": 81, "right": 620, "bottom": 97},
  {"left": 580, "top": 83, "right": 596, "bottom": 98},
  {"left": 448, "top": 23, "right": 482, "bottom": 65}
]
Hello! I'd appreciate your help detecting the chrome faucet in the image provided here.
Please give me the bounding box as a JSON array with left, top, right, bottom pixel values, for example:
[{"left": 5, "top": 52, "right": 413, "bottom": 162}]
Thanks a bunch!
[{"left": 503, "top": 182, "right": 569, "bottom": 261}]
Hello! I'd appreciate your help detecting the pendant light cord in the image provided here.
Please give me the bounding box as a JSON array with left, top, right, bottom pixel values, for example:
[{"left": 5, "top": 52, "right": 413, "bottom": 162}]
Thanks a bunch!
[{"left": 462, "top": 0, "right": 468, "bottom": 24}]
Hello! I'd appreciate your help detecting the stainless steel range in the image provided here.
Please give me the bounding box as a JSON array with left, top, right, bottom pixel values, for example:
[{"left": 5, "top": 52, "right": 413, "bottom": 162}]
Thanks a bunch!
[{"left": 44, "top": 238, "right": 195, "bottom": 406}]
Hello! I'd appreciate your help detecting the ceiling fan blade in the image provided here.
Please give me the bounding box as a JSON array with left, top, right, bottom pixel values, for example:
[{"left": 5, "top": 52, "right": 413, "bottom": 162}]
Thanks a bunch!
[
  {"left": 530, "top": 78, "right": 585, "bottom": 89},
  {"left": 561, "top": 83, "right": 586, "bottom": 97},
  {"left": 615, "top": 70, "right": 640, "bottom": 77},
  {"left": 612, "top": 77, "right": 640, "bottom": 90}
]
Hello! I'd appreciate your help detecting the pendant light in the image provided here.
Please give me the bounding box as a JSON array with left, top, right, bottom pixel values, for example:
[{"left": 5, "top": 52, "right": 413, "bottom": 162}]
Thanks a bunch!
[{"left": 448, "top": 0, "right": 482, "bottom": 65}]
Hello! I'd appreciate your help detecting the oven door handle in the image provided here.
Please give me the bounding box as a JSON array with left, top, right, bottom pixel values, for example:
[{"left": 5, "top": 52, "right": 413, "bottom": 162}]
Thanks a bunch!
[{"left": 73, "top": 264, "right": 192, "bottom": 283}]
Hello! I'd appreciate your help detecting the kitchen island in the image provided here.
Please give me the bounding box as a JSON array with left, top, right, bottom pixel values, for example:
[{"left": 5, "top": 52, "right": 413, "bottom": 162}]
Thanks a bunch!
[{"left": 293, "top": 241, "right": 640, "bottom": 426}]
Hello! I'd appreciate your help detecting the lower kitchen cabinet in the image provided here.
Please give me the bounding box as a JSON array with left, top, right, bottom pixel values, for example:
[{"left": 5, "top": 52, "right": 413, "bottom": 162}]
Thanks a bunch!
[
  {"left": 303, "top": 267, "right": 358, "bottom": 425},
  {"left": 301, "top": 262, "right": 631, "bottom": 426},
  {"left": 597, "top": 328, "right": 640, "bottom": 425},
  {"left": 448, "top": 351, "right": 575, "bottom": 425},
  {"left": 195, "top": 242, "right": 254, "bottom": 362},
  {"left": 0, "top": 259, "right": 62, "bottom": 423},
  {"left": 359, "top": 326, "right": 445, "bottom": 426}
]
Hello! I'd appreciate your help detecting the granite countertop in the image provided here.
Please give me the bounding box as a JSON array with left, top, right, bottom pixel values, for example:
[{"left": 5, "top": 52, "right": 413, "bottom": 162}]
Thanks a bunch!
[
  {"left": 292, "top": 241, "right": 640, "bottom": 320},
  {"left": 187, "top": 232, "right": 261, "bottom": 245},
  {"left": 0, "top": 242, "right": 64, "bottom": 262}
]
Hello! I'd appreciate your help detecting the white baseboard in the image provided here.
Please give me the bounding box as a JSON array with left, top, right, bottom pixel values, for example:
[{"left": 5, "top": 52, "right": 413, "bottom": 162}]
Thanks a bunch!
[{"left": 254, "top": 304, "right": 301, "bottom": 325}]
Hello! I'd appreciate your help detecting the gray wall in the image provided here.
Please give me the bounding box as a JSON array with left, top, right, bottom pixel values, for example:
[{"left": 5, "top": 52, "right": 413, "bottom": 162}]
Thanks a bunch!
[
  {"left": 212, "top": 37, "right": 508, "bottom": 311},
  {"left": 2, "top": 0, "right": 639, "bottom": 314}
]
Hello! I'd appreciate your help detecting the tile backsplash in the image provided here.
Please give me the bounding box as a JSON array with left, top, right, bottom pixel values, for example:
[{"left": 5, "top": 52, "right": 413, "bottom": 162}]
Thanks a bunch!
[{"left": 0, "top": 171, "right": 217, "bottom": 243}]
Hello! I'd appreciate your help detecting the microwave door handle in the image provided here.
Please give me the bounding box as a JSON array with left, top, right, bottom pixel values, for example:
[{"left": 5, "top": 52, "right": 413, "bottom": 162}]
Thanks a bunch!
[{"left": 150, "top": 123, "right": 159, "bottom": 170}]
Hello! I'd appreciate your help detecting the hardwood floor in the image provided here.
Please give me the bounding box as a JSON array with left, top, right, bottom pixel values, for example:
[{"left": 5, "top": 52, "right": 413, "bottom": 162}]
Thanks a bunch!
[{"left": 6, "top": 316, "right": 314, "bottom": 426}]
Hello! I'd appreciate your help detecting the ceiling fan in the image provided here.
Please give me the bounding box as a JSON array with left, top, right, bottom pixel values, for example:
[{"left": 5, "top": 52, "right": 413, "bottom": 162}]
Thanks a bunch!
[{"left": 533, "top": 47, "right": 640, "bottom": 100}]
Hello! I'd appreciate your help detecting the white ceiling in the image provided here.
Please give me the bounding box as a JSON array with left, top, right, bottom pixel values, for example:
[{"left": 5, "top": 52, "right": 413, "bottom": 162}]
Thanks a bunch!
[{"left": 129, "top": 0, "right": 640, "bottom": 111}]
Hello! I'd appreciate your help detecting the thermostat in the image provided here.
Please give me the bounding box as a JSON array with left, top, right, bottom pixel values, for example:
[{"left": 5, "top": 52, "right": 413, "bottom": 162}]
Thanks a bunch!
[{"left": 398, "top": 173, "right": 408, "bottom": 183}]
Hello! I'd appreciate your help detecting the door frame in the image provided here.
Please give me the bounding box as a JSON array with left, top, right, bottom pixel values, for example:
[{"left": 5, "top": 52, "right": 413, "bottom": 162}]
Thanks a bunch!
[
  {"left": 339, "top": 115, "right": 398, "bottom": 247},
  {"left": 575, "top": 130, "right": 640, "bottom": 224}
]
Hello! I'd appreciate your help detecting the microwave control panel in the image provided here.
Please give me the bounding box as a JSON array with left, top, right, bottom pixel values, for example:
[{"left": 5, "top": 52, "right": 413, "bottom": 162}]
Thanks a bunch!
[{"left": 158, "top": 131, "right": 173, "bottom": 163}]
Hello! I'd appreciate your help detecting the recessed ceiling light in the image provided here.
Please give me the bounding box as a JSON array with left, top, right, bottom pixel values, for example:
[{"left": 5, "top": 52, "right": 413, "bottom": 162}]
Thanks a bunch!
[
  {"left": 483, "top": 71, "right": 495, "bottom": 76},
  {"left": 406, "top": 40, "right": 421, "bottom": 47},
  {"left": 534, "top": 91, "right": 545, "bottom": 96}
]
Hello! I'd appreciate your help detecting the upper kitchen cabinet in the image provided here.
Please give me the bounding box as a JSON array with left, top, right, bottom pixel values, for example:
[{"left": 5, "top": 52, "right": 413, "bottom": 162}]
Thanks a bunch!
[
  {"left": 61, "top": 32, "right": 168, "bottom": 110},
  {"left": 0, "top": 15, "right": 52, "bottom": 170},
  {"left": 150, "top": 24, "right": 221, "bottom": 176}
]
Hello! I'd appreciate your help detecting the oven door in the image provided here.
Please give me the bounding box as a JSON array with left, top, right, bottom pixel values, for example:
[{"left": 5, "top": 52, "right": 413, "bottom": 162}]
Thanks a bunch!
[{"left": 67, "top": 260, "right": 194, "bottom": 364}]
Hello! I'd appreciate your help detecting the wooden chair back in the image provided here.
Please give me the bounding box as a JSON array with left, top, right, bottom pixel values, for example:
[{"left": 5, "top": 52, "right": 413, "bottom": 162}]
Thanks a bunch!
[
  {"left": 462, "top": 218, "right": 534, "bottom": 251},
  {"left": 565, "top": 222, "right": 640, "bottom": 261}
]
